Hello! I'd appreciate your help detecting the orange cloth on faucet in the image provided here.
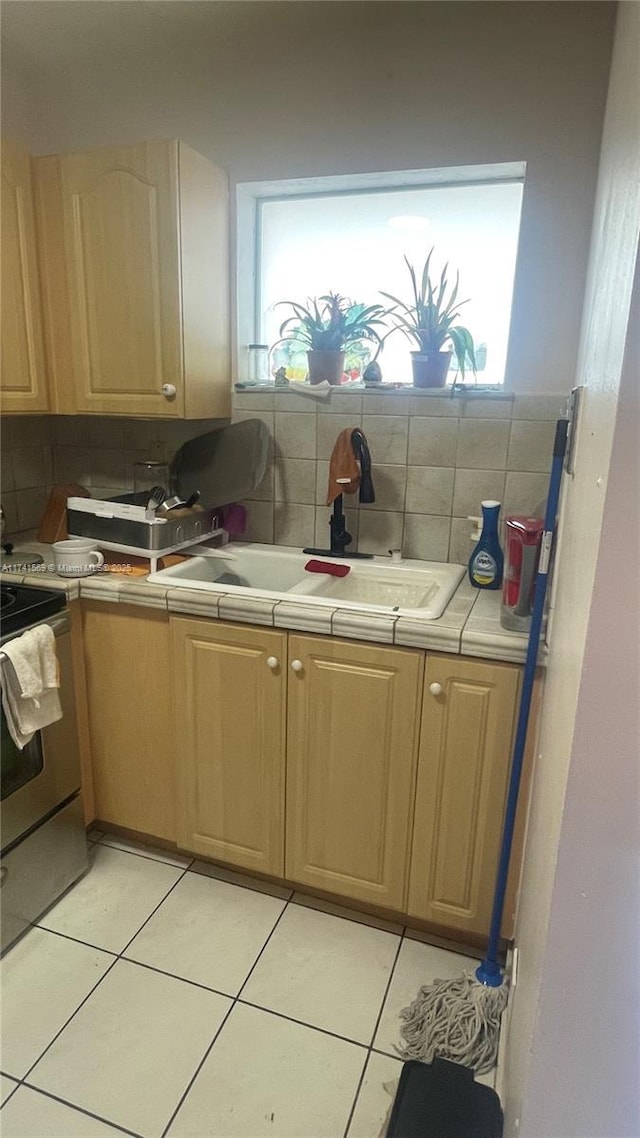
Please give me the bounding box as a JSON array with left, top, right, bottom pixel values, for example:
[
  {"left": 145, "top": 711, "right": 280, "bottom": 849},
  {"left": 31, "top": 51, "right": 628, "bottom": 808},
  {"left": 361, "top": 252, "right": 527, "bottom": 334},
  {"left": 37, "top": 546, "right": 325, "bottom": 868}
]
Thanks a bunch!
[{"left": 326, "top": 427, "right": 365, "bottom": 506}]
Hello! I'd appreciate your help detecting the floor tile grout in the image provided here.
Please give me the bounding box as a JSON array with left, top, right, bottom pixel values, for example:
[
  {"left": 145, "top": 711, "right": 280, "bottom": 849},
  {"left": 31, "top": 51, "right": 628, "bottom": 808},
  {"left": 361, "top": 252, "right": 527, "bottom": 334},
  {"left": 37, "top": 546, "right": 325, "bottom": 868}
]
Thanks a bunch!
[
  {"left": 236, "top": 998, "right": 369, "bottom": 1051},
  {"left": 342, "top": 927, "right": 407, "bottom": 1138},
  {"left": 18, "top": 1081, "right": 145, "bottom": 1136},
  {"left": 159, "top": 895, "right": 292, "bottom": 1138},
  {"left": 19, "top": 865, "right": 193, "bottom": 1091},
  {"left": 5, "top": 846, "right": 493, "bottom": 1135},
  {"left": 24, "top": 881, "right": 404, "bottom": 1130},
  {"left": 93, "top": 835, "right": 195, "bottom": 871},
  {"left": 35, "top": 923, "right": 119, "bottom": 958}
]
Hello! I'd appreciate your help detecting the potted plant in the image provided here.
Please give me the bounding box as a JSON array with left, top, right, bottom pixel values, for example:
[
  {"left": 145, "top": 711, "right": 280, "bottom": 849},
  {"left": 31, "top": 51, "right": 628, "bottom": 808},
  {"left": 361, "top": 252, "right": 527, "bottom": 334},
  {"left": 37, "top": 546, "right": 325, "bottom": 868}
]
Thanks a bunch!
[
  {"left": 382, "top": 249, "right": 477, "bottom": 388},
  {"left": 276, "top": 292, "right": 389, "bottom": 385}
]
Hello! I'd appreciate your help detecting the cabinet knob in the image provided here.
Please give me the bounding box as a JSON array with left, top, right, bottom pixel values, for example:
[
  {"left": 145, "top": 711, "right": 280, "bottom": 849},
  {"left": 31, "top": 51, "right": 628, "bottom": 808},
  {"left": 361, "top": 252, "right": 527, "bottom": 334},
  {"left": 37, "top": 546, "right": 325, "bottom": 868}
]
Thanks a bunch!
[
  {"left": 291, "top": 659, "right": 304, "bottom": 672},
  {"left": 429, "top": 682, "right": 443, "bottom": 696},
  {"left": 162, "top": 383, "right": 177, "bottom": 398},
  {"left": 266, "top": 656, "right": 279, "bottom": 670}
]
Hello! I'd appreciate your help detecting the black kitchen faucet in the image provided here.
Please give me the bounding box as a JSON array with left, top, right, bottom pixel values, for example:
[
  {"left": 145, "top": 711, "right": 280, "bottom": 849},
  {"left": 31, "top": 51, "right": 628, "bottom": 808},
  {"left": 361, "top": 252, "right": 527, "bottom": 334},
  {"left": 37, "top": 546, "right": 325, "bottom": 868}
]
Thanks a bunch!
[{"left": 303, "top": 429, "right": 375, "bottom": 560}]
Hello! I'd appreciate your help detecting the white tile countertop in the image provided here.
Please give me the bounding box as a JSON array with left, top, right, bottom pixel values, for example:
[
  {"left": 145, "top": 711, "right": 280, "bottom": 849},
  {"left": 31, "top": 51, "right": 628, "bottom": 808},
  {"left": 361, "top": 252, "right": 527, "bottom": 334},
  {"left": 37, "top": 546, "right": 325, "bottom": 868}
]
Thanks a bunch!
[{"left": 1, "top": 543, "right": 537, "bottom": 663}]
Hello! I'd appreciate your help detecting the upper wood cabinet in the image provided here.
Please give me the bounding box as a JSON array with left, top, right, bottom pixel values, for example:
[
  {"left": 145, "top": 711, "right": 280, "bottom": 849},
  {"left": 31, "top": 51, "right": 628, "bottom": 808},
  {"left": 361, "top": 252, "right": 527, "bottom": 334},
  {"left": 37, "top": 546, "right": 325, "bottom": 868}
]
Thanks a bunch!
[
  {"left": 1, "top": 139, "right": 49, "bottom": 413},
  {"left": 408, "top": 654, "right": 520, "bottom": 938},
  {"left": 286, "top": 634, "right": 424, "bottom": 910},
  {"left": 33, "top": 140, "right": 230, "bottom": 418},
  {"left": 171, "top": 618, "right": 287, "bottom": 876}
]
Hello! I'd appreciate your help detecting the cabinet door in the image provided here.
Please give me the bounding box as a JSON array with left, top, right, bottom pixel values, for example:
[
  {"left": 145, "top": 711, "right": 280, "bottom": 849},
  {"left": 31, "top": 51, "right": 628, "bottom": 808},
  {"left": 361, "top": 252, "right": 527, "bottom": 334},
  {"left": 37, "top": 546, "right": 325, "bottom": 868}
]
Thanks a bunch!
[
  {"left": 408, "top": 654, "right": 520, "bottom": 937},
  {"left": 1, "top": 140, "right": 48, "bottom": 412},
  {"left": 52, "top": 141, "right": 183, "bottom": 417},
  {"left": 82, "top": 603, "right": 175, "bottom": 841},
  {"left": 171, "top": 618, "right": 286, "bottom": 875},
  {"left": 286, "top": 634, "right": 423, "bottom": 910}
]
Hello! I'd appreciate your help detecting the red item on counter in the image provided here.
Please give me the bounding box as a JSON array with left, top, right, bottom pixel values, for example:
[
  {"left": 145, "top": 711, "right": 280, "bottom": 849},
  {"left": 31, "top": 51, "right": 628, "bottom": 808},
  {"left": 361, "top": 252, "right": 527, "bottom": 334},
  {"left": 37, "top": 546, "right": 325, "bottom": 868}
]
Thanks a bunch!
[
  {"left": 503, "top": 516, "right": 544, "bottom": 609},
  {"left": 304, "top": 560, "right": 351, "bottom": 578}
]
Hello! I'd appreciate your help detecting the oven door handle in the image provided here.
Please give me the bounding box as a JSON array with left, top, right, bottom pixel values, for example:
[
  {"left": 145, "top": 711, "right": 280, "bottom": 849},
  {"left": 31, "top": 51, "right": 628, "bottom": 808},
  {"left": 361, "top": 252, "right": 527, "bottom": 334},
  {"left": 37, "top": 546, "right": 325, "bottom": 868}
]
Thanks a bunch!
[
  {"left": 1, "top": 611, "right": 71, "bottom": 645},
  {"left": 48, "top": 613, "right": 72, "bottom": 639}
]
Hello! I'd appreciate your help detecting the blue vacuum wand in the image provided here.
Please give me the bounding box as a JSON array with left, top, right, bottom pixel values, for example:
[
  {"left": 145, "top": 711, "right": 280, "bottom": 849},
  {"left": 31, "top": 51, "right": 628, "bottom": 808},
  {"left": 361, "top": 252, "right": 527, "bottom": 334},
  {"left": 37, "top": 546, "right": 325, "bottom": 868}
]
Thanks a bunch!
[{"left": 476, "top": 418, "right": 569, "bottom": 987}]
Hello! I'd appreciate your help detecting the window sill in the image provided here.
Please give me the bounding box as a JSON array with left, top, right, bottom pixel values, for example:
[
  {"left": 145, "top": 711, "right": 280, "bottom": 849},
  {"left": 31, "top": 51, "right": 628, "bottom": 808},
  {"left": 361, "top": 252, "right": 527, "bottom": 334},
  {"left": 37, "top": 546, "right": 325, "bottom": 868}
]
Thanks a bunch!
[{"left": 234, "top": 381, "right": 514, "bottom": 401}]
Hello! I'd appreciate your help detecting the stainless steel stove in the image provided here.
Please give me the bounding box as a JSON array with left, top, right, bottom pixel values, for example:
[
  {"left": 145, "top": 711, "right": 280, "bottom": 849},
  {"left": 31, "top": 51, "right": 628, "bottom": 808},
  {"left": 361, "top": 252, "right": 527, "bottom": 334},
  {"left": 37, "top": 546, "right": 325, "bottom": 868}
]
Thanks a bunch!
[
  {"left": 1, "top": 581, "right": 66, "bottom": 636},
  {"left": 1, "top": 582, "right": 88, "bottom": 953}
]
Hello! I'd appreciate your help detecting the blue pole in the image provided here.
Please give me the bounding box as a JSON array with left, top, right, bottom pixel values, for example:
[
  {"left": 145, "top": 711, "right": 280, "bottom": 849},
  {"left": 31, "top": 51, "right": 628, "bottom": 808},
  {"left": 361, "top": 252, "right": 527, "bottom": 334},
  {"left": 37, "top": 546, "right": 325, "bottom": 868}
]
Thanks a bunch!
[{"left": 476, "top": 419, "right": 569, "bottom": 987}]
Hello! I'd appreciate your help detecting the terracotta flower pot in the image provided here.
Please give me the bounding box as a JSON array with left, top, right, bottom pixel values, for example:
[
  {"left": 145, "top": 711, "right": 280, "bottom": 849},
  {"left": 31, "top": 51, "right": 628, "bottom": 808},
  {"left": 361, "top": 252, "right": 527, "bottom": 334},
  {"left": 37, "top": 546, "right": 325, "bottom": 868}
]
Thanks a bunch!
[
  {"left": 307, "top": 350, "right": 345, "bottom": 386},
  {"left": 411, "top": 350, "right": 452, "bottom": 389}
]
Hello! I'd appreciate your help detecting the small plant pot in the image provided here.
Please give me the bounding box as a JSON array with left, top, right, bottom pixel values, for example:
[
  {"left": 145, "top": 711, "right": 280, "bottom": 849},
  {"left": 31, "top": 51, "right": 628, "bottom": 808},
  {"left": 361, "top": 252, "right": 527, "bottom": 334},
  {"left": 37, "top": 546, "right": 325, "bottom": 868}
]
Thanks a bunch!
[
  {"left": 411, "top": 350, "right": 452, "bottom": 389},
  {"left": 307, "top": 350, "right": 345, "bottom": 386}
]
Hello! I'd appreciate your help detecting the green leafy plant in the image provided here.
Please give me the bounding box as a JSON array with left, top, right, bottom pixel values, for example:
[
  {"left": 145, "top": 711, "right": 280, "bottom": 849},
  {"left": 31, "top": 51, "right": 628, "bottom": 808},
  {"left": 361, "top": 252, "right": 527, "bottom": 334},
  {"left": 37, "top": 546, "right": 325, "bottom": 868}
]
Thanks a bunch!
[
  {"left": 277, "top": 292, "right": 390, "bottom": 355},
  {"left": 381, "top": 249, "right": 477, "bottom": 378}
]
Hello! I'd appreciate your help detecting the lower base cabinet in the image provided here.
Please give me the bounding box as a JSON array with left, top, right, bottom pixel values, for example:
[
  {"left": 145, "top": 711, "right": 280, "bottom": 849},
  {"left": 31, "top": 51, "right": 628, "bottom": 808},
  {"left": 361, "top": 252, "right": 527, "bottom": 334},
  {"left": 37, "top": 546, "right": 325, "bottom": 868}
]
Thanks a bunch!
[
  {"left": 82, "top": 603, "right": 175, "bottom": 840},
  {"left": 285, "top": 634, "right": 424, "bottom": 910},
  {"left": 408, "top": 654, "right": 520, "bottom": 937},
  {"left": 171, "top": 618, "right": 286, "bottom": 876},
  {"left": 86, "top": 609, "right": 527, "bottom": 942}
]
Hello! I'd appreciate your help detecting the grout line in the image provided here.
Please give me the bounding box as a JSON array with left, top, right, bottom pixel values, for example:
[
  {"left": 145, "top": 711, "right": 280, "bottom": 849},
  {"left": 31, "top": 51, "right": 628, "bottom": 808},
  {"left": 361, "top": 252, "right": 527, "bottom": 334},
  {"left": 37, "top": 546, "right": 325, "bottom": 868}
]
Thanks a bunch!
[
  {"left": 34, "top": 924, "right": 118, "bottom": 958},
  {"left": 20, "top": 955, "right": 122, "bottom": 1086},
  {"left": 17, "top": 1081, "right": 144, "bottom": 1137},
  {"left": 119, "top": 956, "right": 235, "bottom": 1001},
  {"left": 159, "top": 895, "right": 292, "bottom": 1138},
  {"left": 189, "top": 865, "right": 293, "bottom": 903},
  {"left": 158, "top": 1000, "right": 236, "bottom": 1138},
  {"left": 343, "top": 1050, "right": 373, "bottom": 1138},
  {"left": 342, "top": 927, "right": 406, "bottom": 1138},
  {"left": 288, "top": 894, "right": 402, "bottom": 937},
  {"left": 97, "top": 839, "right": 194, "bottom": 871},
  {"left": 234, "top": 896, "right": 291, "bottom": 1001},
  {"left": 20, "top": 866, "right": 192, "bottom": 1087},
  {"left": 0, "top": 1078, "right": 20, "bottom": 1111},
  {"left": 235, "top": 998, "right": 369, "bottom": 1051}
]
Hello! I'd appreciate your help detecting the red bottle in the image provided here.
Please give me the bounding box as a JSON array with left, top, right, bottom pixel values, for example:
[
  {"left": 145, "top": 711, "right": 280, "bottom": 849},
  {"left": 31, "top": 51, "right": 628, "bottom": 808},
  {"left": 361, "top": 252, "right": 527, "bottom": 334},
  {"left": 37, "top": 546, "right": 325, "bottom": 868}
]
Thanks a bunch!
[{"left": 501, "top": 516, "right": 544, "bottom": 631}]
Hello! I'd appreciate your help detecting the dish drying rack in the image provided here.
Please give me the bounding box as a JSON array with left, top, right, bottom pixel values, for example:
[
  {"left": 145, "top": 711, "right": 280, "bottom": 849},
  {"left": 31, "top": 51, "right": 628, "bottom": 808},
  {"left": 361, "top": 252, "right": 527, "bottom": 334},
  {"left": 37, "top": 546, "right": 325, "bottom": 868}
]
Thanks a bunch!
[{"left": 66, "top": 497, "right": 225, "bottom": 573}]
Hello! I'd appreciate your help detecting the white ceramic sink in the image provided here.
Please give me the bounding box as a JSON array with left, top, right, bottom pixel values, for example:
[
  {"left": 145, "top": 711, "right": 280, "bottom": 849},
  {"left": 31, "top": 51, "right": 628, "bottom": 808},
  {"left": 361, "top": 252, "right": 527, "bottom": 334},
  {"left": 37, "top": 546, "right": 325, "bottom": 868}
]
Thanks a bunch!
[{"left": 148, "top": 543, "right": 465, "bottom": 620}]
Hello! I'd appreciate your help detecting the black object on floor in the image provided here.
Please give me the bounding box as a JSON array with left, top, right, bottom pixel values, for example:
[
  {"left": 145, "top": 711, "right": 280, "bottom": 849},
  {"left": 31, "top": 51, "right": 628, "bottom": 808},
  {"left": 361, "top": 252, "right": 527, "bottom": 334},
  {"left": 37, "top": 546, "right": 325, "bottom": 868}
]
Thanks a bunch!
[{"left": 386, "top": 1058, "right": 503, "bottom": 1138}]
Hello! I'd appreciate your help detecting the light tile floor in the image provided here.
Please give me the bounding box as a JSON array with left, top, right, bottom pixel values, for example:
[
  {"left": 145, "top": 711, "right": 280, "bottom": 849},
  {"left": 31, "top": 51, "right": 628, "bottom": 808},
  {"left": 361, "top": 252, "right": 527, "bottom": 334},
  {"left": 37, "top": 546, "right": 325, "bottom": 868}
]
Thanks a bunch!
[{"left": 0, "top": 833, "right": 498, "bottom": 1138}]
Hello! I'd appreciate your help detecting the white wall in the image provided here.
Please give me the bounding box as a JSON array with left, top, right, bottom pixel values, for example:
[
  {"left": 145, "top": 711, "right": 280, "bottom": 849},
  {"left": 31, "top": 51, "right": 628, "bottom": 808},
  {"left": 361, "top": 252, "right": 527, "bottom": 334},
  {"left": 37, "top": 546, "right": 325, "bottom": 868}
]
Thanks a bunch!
[
  {"left": 505, "top": 2, "right": 640, "bottom": 1132},
  {"left": 0, "top": 0, "right": 615, "bottom": 393}
]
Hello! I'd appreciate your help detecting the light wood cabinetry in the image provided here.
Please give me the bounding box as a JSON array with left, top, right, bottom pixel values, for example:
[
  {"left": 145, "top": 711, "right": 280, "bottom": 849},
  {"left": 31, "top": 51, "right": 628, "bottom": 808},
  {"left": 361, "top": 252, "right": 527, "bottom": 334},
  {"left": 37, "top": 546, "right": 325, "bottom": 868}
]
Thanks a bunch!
[
  {"left": 34, "top": 140, "right": 230, "bottom": 418},
  {"left": 286, "top": 634, "right": 424, "bottom": 910},
  {"left": 1, "top": 139, "right": 49, "bottom": 412},
  {"left": 80, "top": 604, "right": 527, "bottom": 943},
  {"left": 82, "top": 603, "right": 175, "bottom": 840},
  {"left": 171, "top": 618, "right": 286, "bottom": 875},
  {"left": 408, "top": 654, "right": 520, "bottom": 937}
]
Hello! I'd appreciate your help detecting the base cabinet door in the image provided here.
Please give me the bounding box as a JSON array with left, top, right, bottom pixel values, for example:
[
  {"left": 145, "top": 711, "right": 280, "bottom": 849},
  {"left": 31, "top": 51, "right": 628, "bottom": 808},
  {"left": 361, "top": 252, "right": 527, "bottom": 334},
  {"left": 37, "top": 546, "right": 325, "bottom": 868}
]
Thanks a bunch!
[
  {"left": 82, "top": 603, "right": 174, "bottom": 840},
  {"left": 408, "top": 654, "right": 520, "bottom": 937},
  {"left": 171, "top": 618, "right": 286, "bottom": 875},
  {"left": 286, "top": 634, "right": 423, "bottom": 910}
]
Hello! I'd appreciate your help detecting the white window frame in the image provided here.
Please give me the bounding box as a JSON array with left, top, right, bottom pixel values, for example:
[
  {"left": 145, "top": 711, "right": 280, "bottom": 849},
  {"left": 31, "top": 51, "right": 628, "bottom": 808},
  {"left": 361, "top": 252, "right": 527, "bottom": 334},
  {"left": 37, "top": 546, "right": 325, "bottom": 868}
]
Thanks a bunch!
[{"left": 235, "top": 161, "right": 526, "bottom": 387}]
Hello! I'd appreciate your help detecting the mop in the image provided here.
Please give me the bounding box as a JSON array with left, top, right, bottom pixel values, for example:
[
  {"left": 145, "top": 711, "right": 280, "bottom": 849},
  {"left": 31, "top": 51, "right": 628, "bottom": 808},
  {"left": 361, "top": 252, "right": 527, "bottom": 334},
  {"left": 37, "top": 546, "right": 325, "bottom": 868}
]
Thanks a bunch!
[{"left": 398, "top": 418, "right": 569, "bottom": 1077}]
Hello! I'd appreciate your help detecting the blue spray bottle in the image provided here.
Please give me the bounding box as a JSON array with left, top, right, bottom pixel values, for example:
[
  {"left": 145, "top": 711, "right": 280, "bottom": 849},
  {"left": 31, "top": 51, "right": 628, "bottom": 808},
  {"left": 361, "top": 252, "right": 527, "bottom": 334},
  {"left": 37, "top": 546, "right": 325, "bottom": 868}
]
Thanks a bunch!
[{"left": 469, "top": 500, "right": 504, "bottom": 590}]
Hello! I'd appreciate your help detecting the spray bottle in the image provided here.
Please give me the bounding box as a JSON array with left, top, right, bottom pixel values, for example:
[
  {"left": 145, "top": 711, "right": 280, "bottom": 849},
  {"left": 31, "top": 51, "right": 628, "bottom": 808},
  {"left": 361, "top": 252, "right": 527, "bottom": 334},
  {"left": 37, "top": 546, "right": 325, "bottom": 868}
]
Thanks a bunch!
[{"left": 468, "top": 500, "right": 504, "bottom": 590}]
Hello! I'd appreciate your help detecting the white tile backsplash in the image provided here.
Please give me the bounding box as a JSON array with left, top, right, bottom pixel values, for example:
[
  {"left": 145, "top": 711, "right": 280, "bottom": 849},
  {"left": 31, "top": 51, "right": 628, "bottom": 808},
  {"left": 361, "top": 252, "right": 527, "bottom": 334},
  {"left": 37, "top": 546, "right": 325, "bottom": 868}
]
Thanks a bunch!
[{"left": 0, "top": 394, "right": 563, "bottom": 559}]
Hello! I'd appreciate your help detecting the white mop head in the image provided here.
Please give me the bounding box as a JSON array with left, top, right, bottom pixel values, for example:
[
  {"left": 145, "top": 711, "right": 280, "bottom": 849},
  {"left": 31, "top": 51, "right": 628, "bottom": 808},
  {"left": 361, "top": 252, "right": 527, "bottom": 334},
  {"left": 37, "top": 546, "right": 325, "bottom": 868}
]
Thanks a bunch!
[{"left": 398, "top": 971, "right": 509, "bottom": 1076}]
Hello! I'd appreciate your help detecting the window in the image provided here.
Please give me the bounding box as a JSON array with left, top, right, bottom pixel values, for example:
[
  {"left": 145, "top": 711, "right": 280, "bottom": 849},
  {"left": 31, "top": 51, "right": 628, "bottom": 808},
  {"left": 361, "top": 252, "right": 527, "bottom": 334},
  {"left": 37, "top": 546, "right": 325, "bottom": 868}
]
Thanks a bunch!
[{"left": 238, "top": 164, "right": 525, "bottom": 386}]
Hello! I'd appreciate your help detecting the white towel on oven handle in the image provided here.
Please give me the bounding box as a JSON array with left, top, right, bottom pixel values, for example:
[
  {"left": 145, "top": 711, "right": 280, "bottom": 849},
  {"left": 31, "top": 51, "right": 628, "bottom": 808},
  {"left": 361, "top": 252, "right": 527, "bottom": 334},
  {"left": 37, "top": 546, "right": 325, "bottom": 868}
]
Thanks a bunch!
[{"left": 0, "top": 625, "right": 63, "bottom": 749}]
